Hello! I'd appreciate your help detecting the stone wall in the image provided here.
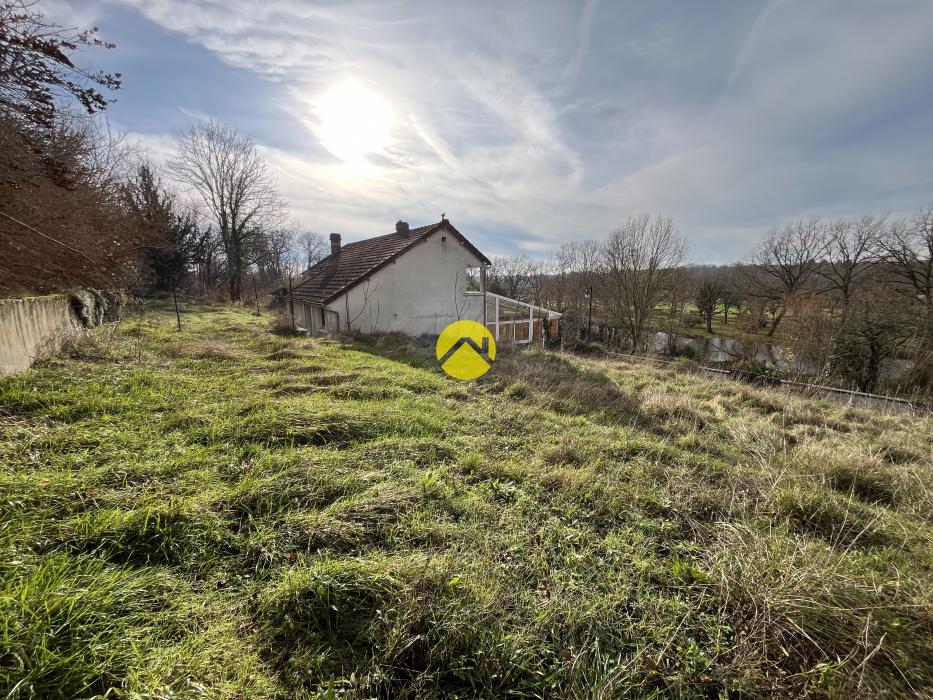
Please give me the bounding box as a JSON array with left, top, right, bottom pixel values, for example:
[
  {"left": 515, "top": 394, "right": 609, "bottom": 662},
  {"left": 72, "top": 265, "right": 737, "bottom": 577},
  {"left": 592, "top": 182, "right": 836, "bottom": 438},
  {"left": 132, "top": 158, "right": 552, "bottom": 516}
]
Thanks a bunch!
[{"left": 0, "top": 295, "right": 78, "bottom": 376}]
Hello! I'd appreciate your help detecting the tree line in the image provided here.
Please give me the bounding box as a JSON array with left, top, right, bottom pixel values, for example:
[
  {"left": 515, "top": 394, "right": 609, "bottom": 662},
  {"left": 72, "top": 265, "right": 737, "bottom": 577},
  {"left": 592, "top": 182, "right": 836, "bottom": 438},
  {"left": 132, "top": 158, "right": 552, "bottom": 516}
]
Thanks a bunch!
[
  {"left": 487, "top": 211, "right": 932, "bottom": 395},
  {"left": 2, "top": 1, "right": 930, "bottom": 395},
  {"left": 0, "top": 1, "right": 324, "bottom": 301}
]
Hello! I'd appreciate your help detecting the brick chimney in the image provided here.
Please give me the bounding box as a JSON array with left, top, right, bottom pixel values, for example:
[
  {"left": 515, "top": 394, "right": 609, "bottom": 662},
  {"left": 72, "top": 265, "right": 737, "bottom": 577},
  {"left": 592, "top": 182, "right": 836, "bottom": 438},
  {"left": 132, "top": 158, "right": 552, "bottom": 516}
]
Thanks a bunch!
[
  {"left": 395, "top": 220, "right": 410, "bottom": 235},
  {"left": 329, "top": 232, "right": 341, "bottom": 255}
]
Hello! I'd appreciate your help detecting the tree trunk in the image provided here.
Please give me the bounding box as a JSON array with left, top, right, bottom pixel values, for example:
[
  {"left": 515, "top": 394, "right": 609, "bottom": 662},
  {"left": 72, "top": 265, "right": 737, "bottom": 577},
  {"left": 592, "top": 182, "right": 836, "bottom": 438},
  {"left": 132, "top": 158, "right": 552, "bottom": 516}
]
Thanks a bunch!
[
  {"left": 840, "top": 294, "right": 850, "bottom": 327},
  {"left": 767, "top": 307, "right": 786, "bottom": 336},
  {"left": 228, "top": 247, "right": 243, "bottom": 301},
  {"left": 228, "top": 270, "right": 241, "bottom": 301},
  {"left": 706, "top": 315, "right": 713, "bottom": 333}
]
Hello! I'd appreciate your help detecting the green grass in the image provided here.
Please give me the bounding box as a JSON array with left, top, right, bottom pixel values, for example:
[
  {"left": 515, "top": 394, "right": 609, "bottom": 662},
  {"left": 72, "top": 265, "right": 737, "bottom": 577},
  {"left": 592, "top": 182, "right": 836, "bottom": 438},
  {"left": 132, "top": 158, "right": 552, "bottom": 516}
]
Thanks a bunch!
[
  {"left": 651, "top": 302, "right": 769, "bottom": 340},
  {"left": 1, "top": 301, "right": 931, "bottom": 698}
]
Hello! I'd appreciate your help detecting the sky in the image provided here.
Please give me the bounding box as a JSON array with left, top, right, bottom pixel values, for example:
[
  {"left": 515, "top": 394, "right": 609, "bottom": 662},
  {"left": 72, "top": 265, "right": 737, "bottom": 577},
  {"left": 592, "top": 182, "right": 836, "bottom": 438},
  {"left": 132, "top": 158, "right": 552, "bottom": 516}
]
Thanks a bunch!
[{"left": 49, "top": 0, "right": 933, "bottom": 262}]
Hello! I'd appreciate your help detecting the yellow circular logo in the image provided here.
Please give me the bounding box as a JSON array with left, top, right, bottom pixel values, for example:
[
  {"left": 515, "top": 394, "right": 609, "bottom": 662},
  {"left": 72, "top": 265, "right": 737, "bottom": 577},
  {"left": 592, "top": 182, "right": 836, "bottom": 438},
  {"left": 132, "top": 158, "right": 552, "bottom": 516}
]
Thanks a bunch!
[{"left": 436, "top": 320, "right": 497, "bottom": 380}]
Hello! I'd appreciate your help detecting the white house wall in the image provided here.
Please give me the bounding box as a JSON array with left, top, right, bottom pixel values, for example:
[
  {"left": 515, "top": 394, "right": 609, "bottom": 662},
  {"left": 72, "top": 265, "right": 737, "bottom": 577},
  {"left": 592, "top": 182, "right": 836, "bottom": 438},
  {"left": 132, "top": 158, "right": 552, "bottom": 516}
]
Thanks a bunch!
[{"left": 328, "top": 229, "right": 486, "bottom": 336}]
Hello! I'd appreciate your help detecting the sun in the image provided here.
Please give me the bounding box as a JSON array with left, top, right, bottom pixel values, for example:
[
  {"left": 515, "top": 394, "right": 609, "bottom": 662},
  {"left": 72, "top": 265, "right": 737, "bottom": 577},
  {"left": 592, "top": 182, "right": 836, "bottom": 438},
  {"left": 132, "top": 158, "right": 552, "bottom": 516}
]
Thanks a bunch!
[{"left": 315, "top": 81, "right": 393, "bottom": 164}]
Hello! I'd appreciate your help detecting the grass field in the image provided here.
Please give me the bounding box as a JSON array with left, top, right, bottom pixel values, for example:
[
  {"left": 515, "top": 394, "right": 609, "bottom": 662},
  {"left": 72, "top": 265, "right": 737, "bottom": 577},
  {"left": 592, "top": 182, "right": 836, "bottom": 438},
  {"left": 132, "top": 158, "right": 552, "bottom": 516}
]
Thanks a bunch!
[
  {"left": 1, "top": 302, "right": 931, "bottom": 698},
  {"left": 651, "top": 302, "right": 740, "bottom": 335},
  {"left": 649, "top": 302, "right": 777, "bottom": 342}
]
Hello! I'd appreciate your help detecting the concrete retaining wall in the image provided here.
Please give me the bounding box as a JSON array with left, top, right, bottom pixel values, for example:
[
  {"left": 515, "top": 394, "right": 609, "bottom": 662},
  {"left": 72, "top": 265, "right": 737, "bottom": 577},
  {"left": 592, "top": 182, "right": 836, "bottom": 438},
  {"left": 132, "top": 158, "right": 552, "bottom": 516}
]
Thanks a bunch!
[{"left": 0, "top": 296, "right": 78, "bottom": 376}]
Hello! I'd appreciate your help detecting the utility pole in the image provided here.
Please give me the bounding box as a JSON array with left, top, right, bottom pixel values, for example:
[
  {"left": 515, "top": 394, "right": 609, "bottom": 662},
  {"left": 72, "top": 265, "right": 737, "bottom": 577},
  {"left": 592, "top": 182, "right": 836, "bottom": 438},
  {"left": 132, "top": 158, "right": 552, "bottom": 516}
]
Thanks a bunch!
[{"left": 585, "top": 286, "right": 593, "bottom": 340}]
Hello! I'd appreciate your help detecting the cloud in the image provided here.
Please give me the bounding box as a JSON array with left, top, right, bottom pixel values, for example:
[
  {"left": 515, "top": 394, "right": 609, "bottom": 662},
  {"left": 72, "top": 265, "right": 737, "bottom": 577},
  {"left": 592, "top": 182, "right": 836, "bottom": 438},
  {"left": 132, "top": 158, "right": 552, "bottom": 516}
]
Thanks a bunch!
[
  {"left": 106, "top": 0, "right": 933, "bottom": 261},
  {"left": 122, "top": 130, "right": 176, "bottom": 163}
]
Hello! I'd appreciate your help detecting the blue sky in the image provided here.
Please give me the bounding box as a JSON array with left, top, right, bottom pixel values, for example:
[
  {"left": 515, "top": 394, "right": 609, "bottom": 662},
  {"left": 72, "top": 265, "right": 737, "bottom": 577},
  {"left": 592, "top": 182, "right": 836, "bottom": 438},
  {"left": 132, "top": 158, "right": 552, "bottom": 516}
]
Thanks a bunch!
[{"left": 54, "top": 0, "right": 933, "bottom": 261}]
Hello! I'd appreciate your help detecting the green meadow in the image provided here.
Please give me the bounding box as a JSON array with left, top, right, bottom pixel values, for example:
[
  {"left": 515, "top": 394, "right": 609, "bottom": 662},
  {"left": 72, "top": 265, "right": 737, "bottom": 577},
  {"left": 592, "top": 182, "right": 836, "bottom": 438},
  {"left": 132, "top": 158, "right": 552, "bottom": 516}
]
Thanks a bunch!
[{"left": 1, "top": 302, "right": 930, "bottom": 698}]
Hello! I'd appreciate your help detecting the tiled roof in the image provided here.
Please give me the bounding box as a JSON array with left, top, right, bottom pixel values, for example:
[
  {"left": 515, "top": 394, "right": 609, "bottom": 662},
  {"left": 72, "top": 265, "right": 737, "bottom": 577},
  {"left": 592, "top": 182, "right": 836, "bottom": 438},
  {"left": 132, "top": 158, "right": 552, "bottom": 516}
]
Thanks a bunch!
[{"left": 291, "top": 220, "right": 489, "bottom": 305}]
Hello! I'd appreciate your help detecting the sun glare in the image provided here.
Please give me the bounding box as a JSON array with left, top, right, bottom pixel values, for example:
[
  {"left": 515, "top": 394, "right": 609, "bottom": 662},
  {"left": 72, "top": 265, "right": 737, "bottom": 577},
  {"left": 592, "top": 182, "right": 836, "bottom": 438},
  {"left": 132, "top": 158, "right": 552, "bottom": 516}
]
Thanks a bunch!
[{"left": 315, "top": 81, "right": 393, "bottom": 164}]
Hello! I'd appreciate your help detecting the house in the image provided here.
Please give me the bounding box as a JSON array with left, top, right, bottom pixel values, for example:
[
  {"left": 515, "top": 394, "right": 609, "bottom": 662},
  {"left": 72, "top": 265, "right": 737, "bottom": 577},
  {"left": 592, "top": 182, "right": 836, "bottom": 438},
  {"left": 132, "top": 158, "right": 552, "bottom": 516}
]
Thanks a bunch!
[{"left": 290, "top": 219, "right": 560, "bottom": 343}]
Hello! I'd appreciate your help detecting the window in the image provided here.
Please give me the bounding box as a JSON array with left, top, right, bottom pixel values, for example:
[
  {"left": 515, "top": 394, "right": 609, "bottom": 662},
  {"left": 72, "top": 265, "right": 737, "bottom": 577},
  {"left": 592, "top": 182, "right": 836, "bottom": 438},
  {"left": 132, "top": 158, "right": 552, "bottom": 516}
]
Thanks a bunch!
[
  {"left": 464, "top": 266, "right": 484, "bottom": 293},
  {"left": 319, "top": 306, "right": 326, "bottom": 328},
  {"left": 441, "top": 235, "right": 447, "bottom": 243}
]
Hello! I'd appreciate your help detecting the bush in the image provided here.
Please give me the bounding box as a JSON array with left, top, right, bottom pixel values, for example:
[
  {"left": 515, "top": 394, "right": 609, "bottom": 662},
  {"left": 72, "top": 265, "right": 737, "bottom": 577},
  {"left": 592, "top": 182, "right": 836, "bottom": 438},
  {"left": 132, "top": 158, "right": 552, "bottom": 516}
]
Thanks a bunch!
[
  {"left": 68, "top": 288, "right": 110, "bottom": 327},
  {"left": 101, "top": 290, "right": 126, "bottom": 322},
  {"left": 676, "top": 343, "right": 699, "bottom": 360},
  {"left": 731, "top": 360, "right": 785, "bottom": 385},
  {"left": 566, "top": 340, "right": 606, "bottom": 356},
  {"left": 901, "top": 354, "right": 933, "bottom": 396},
  {"left": 271, "top": 313, "right": 296, "bottom": 334},
  {"left": 69, "top": 289, "right": 96, "bottom": 327}
]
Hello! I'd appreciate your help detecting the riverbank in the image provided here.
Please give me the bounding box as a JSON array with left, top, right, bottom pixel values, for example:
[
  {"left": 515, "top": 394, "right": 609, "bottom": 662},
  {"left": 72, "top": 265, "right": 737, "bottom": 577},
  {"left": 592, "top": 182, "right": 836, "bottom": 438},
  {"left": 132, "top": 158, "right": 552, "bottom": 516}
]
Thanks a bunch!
[{"left": 606, "top": 350, "right": 928, "bottom": 415}]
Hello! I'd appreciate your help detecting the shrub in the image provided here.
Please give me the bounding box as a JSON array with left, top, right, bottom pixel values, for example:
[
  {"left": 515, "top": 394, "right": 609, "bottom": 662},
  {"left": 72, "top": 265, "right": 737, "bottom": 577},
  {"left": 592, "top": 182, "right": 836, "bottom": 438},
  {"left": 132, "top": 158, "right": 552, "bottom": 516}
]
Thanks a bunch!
[
  {"left": 676, "top": 343, "right": 699, "bottom": 360},
  {"left": 101, "top": 290, "right": 126, "bottom": 322},
  {"left": 271, "top": 313, "right": 296, "bottom": 334},
  {"left": 69, "top": 289, "right": 97, "bottom": 327},
  {"left": 731, "top": 360, "right": 785, "bottom": 385},
  {"left": 566, "top": 339, "right": 605, "bottom": 356}
]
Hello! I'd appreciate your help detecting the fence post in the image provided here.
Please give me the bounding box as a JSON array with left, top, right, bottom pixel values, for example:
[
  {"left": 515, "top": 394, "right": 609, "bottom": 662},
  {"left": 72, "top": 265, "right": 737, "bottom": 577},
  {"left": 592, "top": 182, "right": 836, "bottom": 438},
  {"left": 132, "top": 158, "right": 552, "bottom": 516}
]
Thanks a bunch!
[{"left": 172, "top": 282, "right": 182, "bottom": 331}]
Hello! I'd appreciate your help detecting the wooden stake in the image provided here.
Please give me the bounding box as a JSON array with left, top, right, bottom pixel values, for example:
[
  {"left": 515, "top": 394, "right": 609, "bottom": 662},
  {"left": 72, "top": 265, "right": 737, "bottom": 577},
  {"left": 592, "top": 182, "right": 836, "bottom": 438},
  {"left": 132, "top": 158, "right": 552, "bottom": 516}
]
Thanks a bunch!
[
  {"left": 172, "top": 282, "right": 182, "bottom": 331},
  {"left": 252, "top": 277, "right": 261, "bottom": 315}
]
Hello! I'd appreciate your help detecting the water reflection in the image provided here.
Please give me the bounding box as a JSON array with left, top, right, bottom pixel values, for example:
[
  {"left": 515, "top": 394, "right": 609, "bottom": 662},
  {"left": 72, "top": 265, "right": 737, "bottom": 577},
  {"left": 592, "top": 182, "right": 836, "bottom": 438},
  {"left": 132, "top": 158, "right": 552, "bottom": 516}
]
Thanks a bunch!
[{"left": 649, "top": 332, "right": 910, "bottom": 382}]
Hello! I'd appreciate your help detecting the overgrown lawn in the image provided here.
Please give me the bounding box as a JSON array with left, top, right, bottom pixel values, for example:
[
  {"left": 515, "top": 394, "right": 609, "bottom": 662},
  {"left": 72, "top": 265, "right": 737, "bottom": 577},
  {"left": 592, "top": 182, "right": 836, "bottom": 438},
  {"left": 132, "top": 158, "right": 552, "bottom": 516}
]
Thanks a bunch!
[{"left": 1, "top": 302, "right": 931, "bottom": 698}]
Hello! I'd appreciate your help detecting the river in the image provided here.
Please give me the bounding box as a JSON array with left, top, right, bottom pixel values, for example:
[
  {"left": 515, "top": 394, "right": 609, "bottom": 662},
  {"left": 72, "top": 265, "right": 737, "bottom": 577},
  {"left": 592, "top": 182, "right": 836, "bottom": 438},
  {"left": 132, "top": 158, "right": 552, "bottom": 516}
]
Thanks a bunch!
[{"left": 648, "top": 331, "right": 912, "bottom": 384}]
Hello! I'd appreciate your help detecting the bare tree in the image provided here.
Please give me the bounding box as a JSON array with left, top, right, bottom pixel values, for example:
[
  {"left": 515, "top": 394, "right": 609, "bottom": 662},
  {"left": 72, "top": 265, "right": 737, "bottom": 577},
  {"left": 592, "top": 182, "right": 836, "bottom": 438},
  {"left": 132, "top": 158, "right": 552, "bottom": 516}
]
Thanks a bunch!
[
  {"left": 253, "top": 225, "right": 295, "bottom": 288},
  {"left": 720, "top": 265, "right": 745, "bottom": 324},
  {"left": 658, "top": 265, "right": 692, "bottom": 352},
  {"left": 525, "top": 258, "right": 550, "bottom": 307},
  {"left": 0, "top": 0, "right": 121, "bottom": 130},
  {"left": 816, "top": 215, "right": 883, "bottom": 324},
  {"left": 296, "top": 230, "right": 327, "bottom": 270},
  {"left": 553, "top": 240, "right": 600, "bottom": 306},
  {"left": 749, "top": 219, "right": 826, "bottom": 336},
  {"left": 168, "top": 120, "right": 285, "bottom": 301},
  {"left": 828, "top": 279, "right": 914, "bottom": 392},
  {"left": 38, "top": 113, "right": 138, "bottom": 197},
  {"left": 548, "top": 239, "right": 601, "bottom": 341},
  {"left": 881, "top": 208, "right": 933, "bottom": 334},
  {"left": 599, "top": 214, "right": 688, "bottom": 350},
  {"left": 694, "top": 277, "right": 725, "bottom": 333},
  {"left": 487, "top": 254, "right": 533, "bottom": 300}
]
